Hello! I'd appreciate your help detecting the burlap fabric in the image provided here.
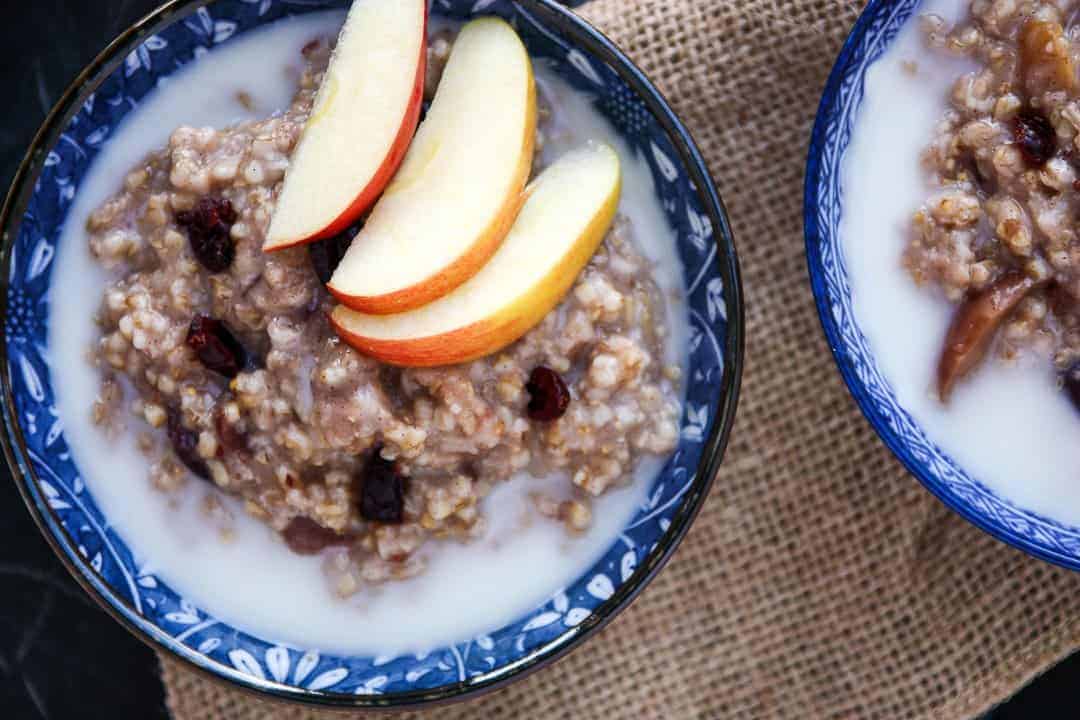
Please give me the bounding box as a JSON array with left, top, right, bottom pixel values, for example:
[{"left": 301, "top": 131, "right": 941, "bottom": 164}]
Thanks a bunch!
[{"left": 159, "top": 0, "right": 1080, "bottom": 717}]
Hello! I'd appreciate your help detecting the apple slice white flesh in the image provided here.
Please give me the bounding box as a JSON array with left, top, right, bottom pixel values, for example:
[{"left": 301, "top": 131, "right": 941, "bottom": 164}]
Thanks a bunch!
[
  {"left": 327, "top": 17, "right": 537, "bottom": 314},
  {"left": 263, "top": 0, "right": 427, "bottom": 251},
  {"left": 330, "top": 143, "right": 622, "bottom": 367}
]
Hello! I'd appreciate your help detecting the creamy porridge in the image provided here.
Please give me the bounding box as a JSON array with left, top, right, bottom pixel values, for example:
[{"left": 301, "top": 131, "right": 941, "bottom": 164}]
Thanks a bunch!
[
  {"left": 51, "top": 10, "right": 688, "bottom": 650},
  {"left": 905, "top": 0, "right": 1080, "bottom": 400},
  {"left": 841, "top": 0, "right": 1080, "bottom": 527}
]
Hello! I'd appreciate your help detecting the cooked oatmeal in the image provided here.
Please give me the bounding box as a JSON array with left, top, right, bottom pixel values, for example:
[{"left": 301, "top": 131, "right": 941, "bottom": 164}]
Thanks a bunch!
[
  {"left": 86, "top": 32, "right": 682, "bottom": 594},
  {"left": 907, "top": 1, "right": 1080, "bottom": 395}
]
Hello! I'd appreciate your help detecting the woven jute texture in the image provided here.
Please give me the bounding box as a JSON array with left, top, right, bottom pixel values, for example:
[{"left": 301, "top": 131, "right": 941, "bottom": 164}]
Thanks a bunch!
[{"left": 160, "top": 1, "right": 1080, "bottom": 717}]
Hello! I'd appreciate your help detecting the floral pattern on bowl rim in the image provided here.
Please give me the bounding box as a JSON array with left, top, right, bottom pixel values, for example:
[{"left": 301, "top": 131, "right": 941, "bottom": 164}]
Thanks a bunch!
[
  {"left": 805, "top": 0, "right": 1080, "bottom": 571},
  {"left": 1, "top": 0, "right": 743, "bottom": 708}
]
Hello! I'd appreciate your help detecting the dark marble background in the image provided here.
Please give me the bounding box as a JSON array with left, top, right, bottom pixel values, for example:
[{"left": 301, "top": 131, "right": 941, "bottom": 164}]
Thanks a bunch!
[
  {"left": 3, "top": 5, "right": 174, "bottom": 718},
  {"left": 0, "top": 1, "right": 1075, "bottom": 717}
]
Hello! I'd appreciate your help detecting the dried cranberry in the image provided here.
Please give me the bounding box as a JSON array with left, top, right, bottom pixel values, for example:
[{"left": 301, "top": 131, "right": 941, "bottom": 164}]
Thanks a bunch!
[
  {"left": 309, "top": 223, "right": 360, "bottom": 285},
  {"left": 186, "top": 315, "right": 248, "bottom": 378},
  {"left": 358, "top": 447, "right": 407, "bottom": 524},
  {"left": 1013, "top": 109, "right": 1057, "bottom": 167},
  {"left": 526, "top": 366, "right": 571, "bottom": 421},
  {"left": 167, "top": 409, "right": 210, "bottom": 481},
  {"left": 282, "top": 516, "right": 350, "bottom": 555},
  {"left": 176, "top": 197, "right": 238, "bottom": 273}
]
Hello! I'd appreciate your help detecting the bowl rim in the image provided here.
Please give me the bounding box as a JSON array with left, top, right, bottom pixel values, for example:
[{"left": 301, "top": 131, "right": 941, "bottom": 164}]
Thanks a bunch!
[
  {"left": 1, "top": 0, "right": 745, "bottom": 709},
  {"left": 804, "top": 0, "right": 1080, "bottom": 572}
]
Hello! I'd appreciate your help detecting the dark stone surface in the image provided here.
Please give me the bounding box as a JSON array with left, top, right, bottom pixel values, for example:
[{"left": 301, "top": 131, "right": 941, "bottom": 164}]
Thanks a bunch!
[
  {"left": 2, "top": 5, "right": 170, "bottom": 719},
  {"left": 0, "top": 1, "right": 1074, "bottom": 718}
]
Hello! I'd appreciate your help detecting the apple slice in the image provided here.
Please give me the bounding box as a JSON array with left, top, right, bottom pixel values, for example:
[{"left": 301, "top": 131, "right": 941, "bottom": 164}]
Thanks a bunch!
[
  {"left": 330, "top": 143, "right": 622, "bottom": 367},
  {"left": 327, "top": 17, "right": 537, "bottom": 314},
  {"left": 263, "top": 0, "right": 427, "bottom": 251}
]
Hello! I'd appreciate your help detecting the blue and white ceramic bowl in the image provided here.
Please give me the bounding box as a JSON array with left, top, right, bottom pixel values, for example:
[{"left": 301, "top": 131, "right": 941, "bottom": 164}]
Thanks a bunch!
[
  {"left": 1, "top": 0, "right": 742, "bottom": 708},
  {"left": 806, "top": 0, "right": 1080, "bottom": 571}
]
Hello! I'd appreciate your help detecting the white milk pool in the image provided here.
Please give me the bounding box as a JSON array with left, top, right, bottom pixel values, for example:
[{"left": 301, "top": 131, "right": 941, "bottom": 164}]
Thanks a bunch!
[
  {"left": 841, "top": 0, "right": 1080, "bottom": 526},
  {"left": 49, "top": 11, "right": 689, "bottom": 655}
]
